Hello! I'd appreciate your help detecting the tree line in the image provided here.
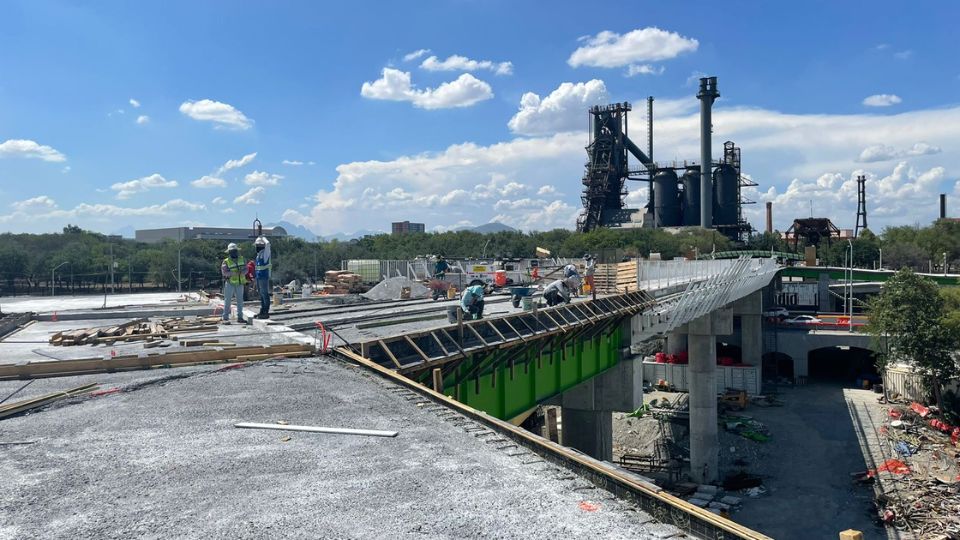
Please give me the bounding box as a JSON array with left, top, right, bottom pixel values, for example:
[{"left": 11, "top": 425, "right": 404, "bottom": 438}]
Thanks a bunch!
[{"left": 3, "top": 219, "right": 960, "bottom": 296}]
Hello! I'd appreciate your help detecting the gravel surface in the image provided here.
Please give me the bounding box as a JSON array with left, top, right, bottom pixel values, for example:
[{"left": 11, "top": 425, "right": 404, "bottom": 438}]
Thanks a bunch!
[{"left": 0, "top": 357, "right": 678, "bottom": 539}]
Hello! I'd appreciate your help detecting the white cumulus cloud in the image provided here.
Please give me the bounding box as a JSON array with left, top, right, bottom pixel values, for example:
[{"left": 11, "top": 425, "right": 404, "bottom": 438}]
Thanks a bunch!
[
  {"left": 626, "top": 64, "right": 665, "bottom": 77},
  {"left": 244, "top": 170, "right": 283, "bottom": 186},
  {"left": 568, "top": 27, "right": 698, "bottom": 68},
  {"left": 111, "top": 173, "right": 178, "bottom": 199},
  {"left": 136, "top": 115, "right": 150, "bottom": 125},
  {"left": 212, "top": 196, "right": 227, "bottom": 205},
  {"left": 282, "top": 160, "right": 305, "bottom": 166},
  {"left": 857, "top": 142, "right": 942, "bottom": 163},
  {"left": 0, "top": 139, "right": 67, "bottom": 162},
  {"left": 863, "top": 94, "right": 902, "bottom": 107},
  {"left": 191, "top": 175, "right": 227, "bottom": 188},
  {"left": 129, "top": 98, "right": 141, "bottom": 108},
  {"left": 403, "top": 48, "right": 431, "bottom": 62},
  {"left": 12, "top": 195, "right": 58, "bottom": 212},
  {"left": 420, "top": 55, "right": 513, "bottom": 75},
  {"left": 508, "top": 80, "right": 608, "bottom": 136},
  {"left": 179, "top": 99, "right": 253, "bottom": 129},
  {"left": 360, "top": 68, "right": 493, "bottom": 109},
  {"left": 217, "top": 152, "right": 257, "bottom": 175},
  {"left": 235, "top": 187, "right": 265, "bottom": 205}
]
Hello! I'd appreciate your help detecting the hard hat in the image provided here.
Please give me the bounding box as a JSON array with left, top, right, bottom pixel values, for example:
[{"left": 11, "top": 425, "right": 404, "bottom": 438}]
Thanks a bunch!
[
  {"left": 226, "top": 243, "right": 239, "bottom": 252},
  {"left": 254, "top": 237, "right": 266, "bottom": 246}
]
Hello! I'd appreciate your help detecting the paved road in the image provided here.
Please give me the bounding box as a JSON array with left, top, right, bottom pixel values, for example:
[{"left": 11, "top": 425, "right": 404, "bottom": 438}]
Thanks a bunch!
[{"left": 733, "top": 383, "right": 899, "bottom": 539}]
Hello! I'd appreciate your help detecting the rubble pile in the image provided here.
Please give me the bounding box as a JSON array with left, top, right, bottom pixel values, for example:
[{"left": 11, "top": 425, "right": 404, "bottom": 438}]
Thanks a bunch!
[{"left": 865, "top": 401, "right": 960, "bottom": 536}]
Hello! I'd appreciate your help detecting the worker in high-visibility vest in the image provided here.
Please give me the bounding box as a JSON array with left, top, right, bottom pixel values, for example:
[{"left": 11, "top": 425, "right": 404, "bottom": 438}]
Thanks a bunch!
[
  {"left": 253, "top": 236, "right": 272, "bottom": 319},
  {"left": 221, "top": 243, "right": 248, "bottom": 324}
]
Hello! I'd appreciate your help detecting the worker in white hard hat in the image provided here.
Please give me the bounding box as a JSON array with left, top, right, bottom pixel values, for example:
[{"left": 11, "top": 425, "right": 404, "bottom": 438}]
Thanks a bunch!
[
  {"left": 543, "top": 276, "right": 579, "bottom": 307},
  {"left": 220, "top": 242, "right": 248, "bottom": 324},
  {"left": 253, "top": 236, "right": 272, "bottom": 319}
]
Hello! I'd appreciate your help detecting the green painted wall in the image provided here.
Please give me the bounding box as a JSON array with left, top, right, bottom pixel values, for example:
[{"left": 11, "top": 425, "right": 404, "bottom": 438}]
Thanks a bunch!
[{"left": 441, "top": 326, "right": 622, "bottom": 420}]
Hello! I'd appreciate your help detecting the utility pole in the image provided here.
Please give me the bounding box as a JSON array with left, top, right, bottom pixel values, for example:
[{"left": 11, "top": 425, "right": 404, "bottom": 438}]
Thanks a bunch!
[
  {"left": 109, "top": 242, "right": 115, "bottom": 294},
  {"left": 177, "top": 228, "right": 182, "bottom": 293},
  {"left": 847, "top": 239, "right": 854, "bottom": 332}
]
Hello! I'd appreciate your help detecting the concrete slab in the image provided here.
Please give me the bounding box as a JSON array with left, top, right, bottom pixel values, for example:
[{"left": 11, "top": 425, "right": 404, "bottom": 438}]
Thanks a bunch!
[
  {"left": 0, "top": 357, "right": 678, "bottom": 539},
  {"left": 0, "top": 292, "right": 198, "bottom": 314}
]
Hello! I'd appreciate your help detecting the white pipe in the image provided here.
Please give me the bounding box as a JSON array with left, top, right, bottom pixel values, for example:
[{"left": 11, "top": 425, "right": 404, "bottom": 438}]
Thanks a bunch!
[{"left": 235, "top": 422, "right": 398, "bottom": 438}]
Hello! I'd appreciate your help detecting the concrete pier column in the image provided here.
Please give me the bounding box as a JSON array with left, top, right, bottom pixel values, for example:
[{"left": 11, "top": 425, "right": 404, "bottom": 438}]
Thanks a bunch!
[
  {"left": 561, "top": 408, "right": 612, "bottom": 460},
  {"left": 665, "top": 330, "right": 688, "bottom": 354},
  {"left": 741, "top": 314, "right": 762, "bottom": 366},
  {"left": 687, "top": 316, "right": 718, "bottom": 483},
  {"left": 559, "top": 356, "right": 643, "bottom": 461}
]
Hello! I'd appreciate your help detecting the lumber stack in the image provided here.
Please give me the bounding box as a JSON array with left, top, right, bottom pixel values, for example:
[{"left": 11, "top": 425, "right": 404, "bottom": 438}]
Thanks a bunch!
[
  {"left": 49, "top": 316, "right": 222, "bottom": 346},
  {"left": 321, "top": 271, "right": 363, "bottom": 294},
  {"left": 592, "top": 260, "right": 639, "bottom": 293}
]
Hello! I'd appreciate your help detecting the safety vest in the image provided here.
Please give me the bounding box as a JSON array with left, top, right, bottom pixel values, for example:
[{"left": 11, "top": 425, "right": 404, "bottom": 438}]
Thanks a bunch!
[
  {"left": 223, "top": 256, "right": 247, "bottom": 286},
  {"left": 255, "top": 253, "right": 271, "bottom": 274}
]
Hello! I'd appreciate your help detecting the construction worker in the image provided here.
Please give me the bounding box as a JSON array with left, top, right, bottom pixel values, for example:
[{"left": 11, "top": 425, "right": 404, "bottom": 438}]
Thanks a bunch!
[
  {"left": 220, "top": 243, "right": 247, "bottom": 324},
  {"left": 543, "top": 276, "right": 579, "bottom": 307},
  {"left": 563, "top": 263, "right": 579, "bottom": 279},
  {"left": 253, "top": 236, "right": 272, "bottom": 319},
  {"left": 434, "top": 255, "right": 450, "bottom": 280},
  {"left": 583, "top": 253, "right": 596, "bottom": 292},
  {"left": 460, "top": 280, "right": 485, "bottom": 320}
]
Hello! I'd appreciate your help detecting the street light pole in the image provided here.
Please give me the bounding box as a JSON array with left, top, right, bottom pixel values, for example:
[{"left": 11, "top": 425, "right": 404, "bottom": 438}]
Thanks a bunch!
[
  {"left": 51, "top": 261, "right": 68, "bottom": 297},
  {"left": 879, "top": 247, "right": 883, "bottom": 270},
  {"left": 943, "top": 252, "right": 948, "bottom": 276},
  {"left": 177, "top": 228, "right": 182, "bottom": 293},
  {"left": 847, "top": 239, "right": 854, "bottom": 332}
]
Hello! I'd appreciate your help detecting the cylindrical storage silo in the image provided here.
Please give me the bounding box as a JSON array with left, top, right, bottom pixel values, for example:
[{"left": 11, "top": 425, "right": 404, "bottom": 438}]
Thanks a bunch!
[
  {"left": 712, "top": 165, "right": 738, "bottom": 226},
  {"left": 653, "top": 169, "right": 681, "bottom": 227},
  {"left": 681, "top": 167, "right": 701, "bottom": 226}
]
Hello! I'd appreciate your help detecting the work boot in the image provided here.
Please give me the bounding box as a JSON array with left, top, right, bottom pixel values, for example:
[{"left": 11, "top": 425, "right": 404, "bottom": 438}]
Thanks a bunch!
[{"left": 237, "top": 318, "right": 247, "bottom": 324}]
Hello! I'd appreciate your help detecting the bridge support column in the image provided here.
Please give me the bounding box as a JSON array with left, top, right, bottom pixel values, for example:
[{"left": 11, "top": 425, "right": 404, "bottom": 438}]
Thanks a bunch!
[
  {"left": 561, "top": 356, "right": 644, "bottom": 461},
  {"left": 666, "top": 329, "right": 688, "bottom": 354},
  {"left": 734, "top": 291, "right": 763, "bottom": 370},
  {"left": 688, "top": 309, "right": 731, "bottom": 484}
]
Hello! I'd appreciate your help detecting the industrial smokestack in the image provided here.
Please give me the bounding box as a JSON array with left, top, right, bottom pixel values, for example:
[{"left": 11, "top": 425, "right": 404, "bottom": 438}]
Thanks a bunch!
[
  {"left": 697, "top": 77, "right": 719, "bottom": 229},
  {"left": 766, "top": 202, "right": 773, "bottom": 234},
  {"left": 941, "top": 193, "right": 947, "bottom": 219}
]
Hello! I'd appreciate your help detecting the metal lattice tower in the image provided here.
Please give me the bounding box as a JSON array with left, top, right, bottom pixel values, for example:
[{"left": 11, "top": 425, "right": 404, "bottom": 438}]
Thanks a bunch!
[
  {"left": 855, "top": 175, "right": 867, "bottom": 238},
  {"left": 576, "top": 103, "right": 654, "bottom": 232}
]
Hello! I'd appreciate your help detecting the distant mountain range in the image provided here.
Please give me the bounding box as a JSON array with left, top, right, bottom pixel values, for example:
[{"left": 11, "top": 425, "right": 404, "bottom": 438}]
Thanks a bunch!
[
  {"left": 463, "top": 222, "right": 517, "bottom": 234},
  {"left": 268, "top": 221, "right": 320, "bottom": 241}
]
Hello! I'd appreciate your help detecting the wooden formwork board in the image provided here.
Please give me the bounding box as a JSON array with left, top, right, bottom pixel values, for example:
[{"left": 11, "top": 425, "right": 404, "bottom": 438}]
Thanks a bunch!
[{"left": 0, "top": 343, "right": 313, "bottom": 380}]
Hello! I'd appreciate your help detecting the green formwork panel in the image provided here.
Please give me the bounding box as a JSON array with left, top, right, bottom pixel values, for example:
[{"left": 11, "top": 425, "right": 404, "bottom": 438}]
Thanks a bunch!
[{"left": 444, "top": 326, "right": 623, "bottom": 420}]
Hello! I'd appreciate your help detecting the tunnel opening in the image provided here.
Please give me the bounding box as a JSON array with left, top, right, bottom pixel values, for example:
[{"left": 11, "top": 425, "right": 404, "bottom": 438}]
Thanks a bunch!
[{"left": 807, "top": 346, "right": 878, "bottom": 385}]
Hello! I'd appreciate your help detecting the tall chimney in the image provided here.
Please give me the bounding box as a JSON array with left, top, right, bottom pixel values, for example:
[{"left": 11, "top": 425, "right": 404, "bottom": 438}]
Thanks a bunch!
[
  {"left": 941, "top": 193, "right": 947, "bottom": 220},
  {"left": 766, "top": 202, "right": 773, "bottom": 234},
  {"left": 697, "top": 77, "right": 719, "bottom": 229}
]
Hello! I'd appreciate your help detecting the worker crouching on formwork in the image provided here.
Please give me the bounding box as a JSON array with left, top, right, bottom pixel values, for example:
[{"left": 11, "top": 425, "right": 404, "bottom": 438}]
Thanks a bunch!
[
  {"left": 221, "top": 243, "right": 248, "bottom": 325},
  {"left": 543, "top": 276, "right": 580, "bottom": 307},
  {"left": 460, "top": 280, "right": 485, "bottom": 320}
]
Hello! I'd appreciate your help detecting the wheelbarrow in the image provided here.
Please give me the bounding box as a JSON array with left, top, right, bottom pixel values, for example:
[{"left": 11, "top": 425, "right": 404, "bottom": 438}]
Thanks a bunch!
[
  {"left": 428, "top": 278, "right": 454, "bottom": 301},
  {"left": 507, "top": 286, "right": 537, "bottom": 308}
]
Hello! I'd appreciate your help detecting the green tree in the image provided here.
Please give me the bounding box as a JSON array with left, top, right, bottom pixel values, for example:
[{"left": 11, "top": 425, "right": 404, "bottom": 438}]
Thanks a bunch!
[{"left": 867, "top": 269, "right": 960, "bottom": 409}]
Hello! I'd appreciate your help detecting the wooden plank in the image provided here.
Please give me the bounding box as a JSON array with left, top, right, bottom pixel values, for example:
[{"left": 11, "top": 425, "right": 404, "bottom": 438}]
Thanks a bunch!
[
  {"left": 432, "top": 368, "right": 443, "bottom": 393},
  {"left": 377, "top": 339, "right": 403, "bottom": 369},
  {"left": 0, "top": 343, "right": 311, "bottom": 380},
  {"left": 485, "top": 321, "right": 508, "bottom": 343},
  {"left": 403, "top": 335, "right": 431, "bottom": 363}
]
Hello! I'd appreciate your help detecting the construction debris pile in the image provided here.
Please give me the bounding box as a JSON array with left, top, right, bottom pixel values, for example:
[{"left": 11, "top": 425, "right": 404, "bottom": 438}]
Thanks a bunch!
[
  {"left": 860, "top": 401, "right": 960, "bottom": 535},
  {"left": 49, "top": 316, "right": 222, "bottom": 346},
  {"left": 361, "top": 276, "right": 430, "bottom": 301},
  {"left": 321, "top": 271, "right": 364, "bottom": 294}
]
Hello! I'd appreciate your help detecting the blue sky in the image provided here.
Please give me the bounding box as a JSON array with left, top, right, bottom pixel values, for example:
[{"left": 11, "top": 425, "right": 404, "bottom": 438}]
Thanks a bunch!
[{"left": 1, "top": 0, "right": 958, "bottom": 236}]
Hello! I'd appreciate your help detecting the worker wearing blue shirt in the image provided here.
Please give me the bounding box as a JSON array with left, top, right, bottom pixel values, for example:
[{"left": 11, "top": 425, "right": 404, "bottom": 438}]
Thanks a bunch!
[{"left": 461, "top": 283, "right": 485, "bottom": 320}]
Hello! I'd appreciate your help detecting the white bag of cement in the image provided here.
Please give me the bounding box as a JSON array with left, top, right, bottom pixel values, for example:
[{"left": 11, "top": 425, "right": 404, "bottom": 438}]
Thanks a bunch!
[{"left": 362, "top": 277, "right": 430, "bottom": 301}]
